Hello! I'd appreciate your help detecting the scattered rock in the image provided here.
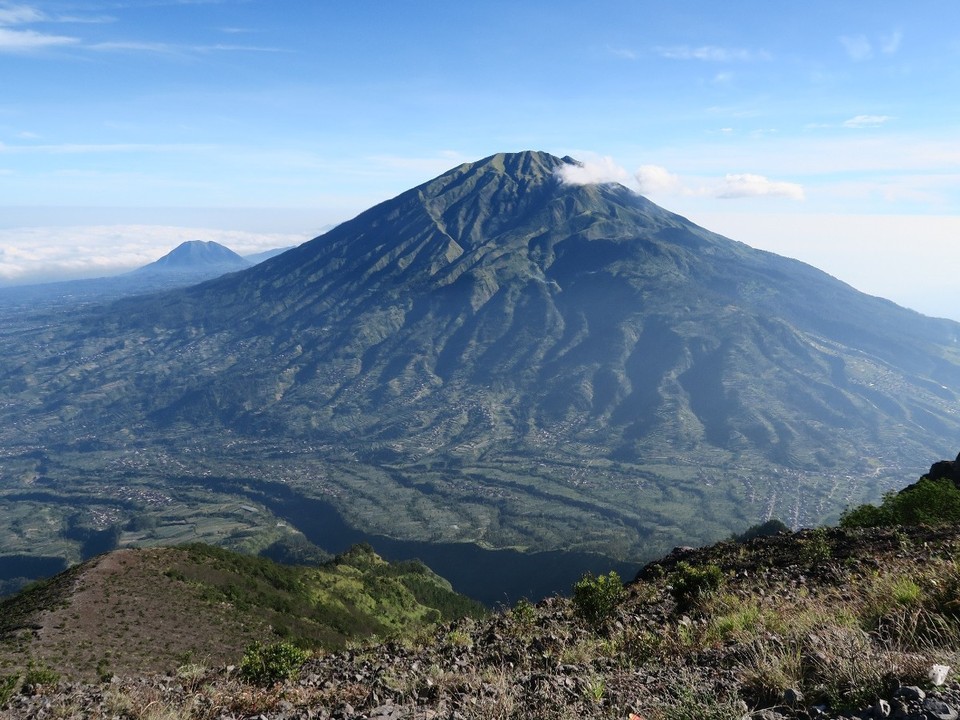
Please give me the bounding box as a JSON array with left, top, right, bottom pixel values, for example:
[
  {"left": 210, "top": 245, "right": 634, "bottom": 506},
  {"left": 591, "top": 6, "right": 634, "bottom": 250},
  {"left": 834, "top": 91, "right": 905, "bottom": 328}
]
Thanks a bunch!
[
  {"left": 7, "top": 525, "right": 960, "bottom": 720},
  {"left": 783, "top": 687, "right": 804, "bottom": 705},
  {"left": 895, "top": 686, "right": 926, "bottom": 702},
  {"left": 744, "top": 710, "right": 787, "bottom": 720},
  {"left": 922, "top": 697, "right": 959, "bottom": 720}
]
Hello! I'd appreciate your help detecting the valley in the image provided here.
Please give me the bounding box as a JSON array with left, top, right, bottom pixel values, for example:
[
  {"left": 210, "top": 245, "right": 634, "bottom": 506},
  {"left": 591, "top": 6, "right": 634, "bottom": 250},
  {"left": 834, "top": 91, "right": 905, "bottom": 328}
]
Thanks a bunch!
[{"left": 0, "top": 411, "right": 861, "bottom": 604}]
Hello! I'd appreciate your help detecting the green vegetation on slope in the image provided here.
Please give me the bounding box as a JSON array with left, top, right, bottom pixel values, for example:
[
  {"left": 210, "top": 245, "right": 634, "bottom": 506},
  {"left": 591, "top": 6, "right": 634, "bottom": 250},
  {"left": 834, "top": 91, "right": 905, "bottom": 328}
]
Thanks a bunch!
[
  {"left": 0, "top": 542, "right": 486, "bottom": 682},
  {"left": 841, "top": 477, "right": 960, "bottom": 528},
  {"left": 8, "top": 525, "right": 960, "bottom": 719},
  {"left": 169, "top": 542, "right": 487, "bottom": 644}
]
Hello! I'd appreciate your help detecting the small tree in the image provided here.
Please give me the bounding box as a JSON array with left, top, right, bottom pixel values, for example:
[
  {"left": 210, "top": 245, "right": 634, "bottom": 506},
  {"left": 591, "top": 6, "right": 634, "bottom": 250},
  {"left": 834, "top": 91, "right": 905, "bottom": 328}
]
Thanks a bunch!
[
  {"left": 731, "top": 518, "right": 789, "bottom": 543},
  {"left": 670, "top": 561, "right": 724, "bottom": 613},
  {"left": 238, "top": 641, "right": 309, "bottom": 686},
  {"left": 572, "top": 571, "right": 625, "bottom": 627}
]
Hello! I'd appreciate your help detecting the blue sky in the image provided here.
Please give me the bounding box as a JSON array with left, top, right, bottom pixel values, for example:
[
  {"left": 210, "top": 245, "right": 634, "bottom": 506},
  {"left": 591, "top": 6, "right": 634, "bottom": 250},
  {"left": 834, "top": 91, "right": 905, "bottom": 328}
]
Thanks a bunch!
[{"left": 1, "top": 1, "right": 959, "bottom": 319}]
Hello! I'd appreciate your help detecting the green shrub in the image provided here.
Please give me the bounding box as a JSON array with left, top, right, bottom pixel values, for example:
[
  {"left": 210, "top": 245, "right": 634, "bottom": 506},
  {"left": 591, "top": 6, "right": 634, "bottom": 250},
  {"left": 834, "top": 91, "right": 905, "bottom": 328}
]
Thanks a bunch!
[
  {"left": 801, "top": 527, "right": 832, "bottom": 564},
  {"left": 238, "top": 640, "right": 309, "bottom": 686},
  {"left": 839, "top": 502, "right": 892, "bottom": 528},
  {"left": 841, "top": 478, "right": 960, "bottom": 528},
  {"left": 705, "top": 597, "right": 764, "bottom": 644},
  {"left": 0, "top": 675, "right": 17, "bottom": 707},
  {"left": 572, "top": 571, "right": 625, "bottom": 627},
  {"left": 443, "top": 629, "right": 473, "bottom": 648},
  {"left": 891, "top": 577, "right": 923, "bottom": 607},
  {"left": 908, "top": 562, "right": 960, "bottom": 624},
  {"left": 511, "top": 598, "right": 536, "bottom": 627},
  {"left": 670, "top": 562, "right": 724, "bottom": 612},
  {"left": 658, "top": 672, "right": 746, "bottom": 720},
  {"left": 732, "top": 518, "right": 789, "bottom": 543},
  {"left": 24, "top": 660, "right": 59, "bottom": 688}
]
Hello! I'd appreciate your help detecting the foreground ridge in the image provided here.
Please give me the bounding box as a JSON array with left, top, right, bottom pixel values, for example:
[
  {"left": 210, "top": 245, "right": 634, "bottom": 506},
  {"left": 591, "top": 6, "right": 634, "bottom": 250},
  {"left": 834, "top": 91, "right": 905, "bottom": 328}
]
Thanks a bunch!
[{"left": 5, "top": 524, "right": 960, "bottom": 719}]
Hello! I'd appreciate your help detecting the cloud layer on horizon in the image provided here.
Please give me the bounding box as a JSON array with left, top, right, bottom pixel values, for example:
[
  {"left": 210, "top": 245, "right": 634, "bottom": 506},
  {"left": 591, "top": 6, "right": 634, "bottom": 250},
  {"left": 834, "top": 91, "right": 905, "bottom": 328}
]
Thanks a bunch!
[{"left": 0, "top": 224, "right": 307, "bottom": 284}]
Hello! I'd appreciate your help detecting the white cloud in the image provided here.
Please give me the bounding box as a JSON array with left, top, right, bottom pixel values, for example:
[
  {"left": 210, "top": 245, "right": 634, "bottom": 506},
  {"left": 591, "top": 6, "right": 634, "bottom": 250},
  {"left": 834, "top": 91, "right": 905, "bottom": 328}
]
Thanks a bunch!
[
  {"left": 657, "top": 45, "right": 769, "bottom": 62},
  {"left": 840, "top": 34, "right": 872, "bottom": 61},
  {"left": 607, "top": 46, "right": 638, "bottom": 60},
  {"left": 0, "top": 225, "right": 308, "bottom": 284},
  {"left": 843, "top": 114, "right": 892, "bottom": 129},
  {"left": 880, "top": 30, "right": 902, "bottom": 54},
  {"left": 86, "top": 40, "right": 287, "bottom": 55},
  {"left": 207, "top": 43, "right": 288, "bottom": 53},
  {"left": 88, "top": 40, "right": 176, "bottom": 53},
  {"left": 0, "top": 2, "right": 103, "bottom": 52},
  {"left": 716, "top": 173, "right": 805, "bottom": 200},
  {"left": 0, "top": 26, "right": 77, "bottom": 51},
  {"left": 0, "top": 4, "right": 44, "bottom": 24},
  {"left": 556, "top": 156, "right": 632, "bottom": 186},
  {"left": 634, "top": 165, "right": 683, "bottom": 195},
  {"left": 639, "top": 133, "right": 960, "bottom": 180},
  {"left": 0, "top": 3, "right": 112, "bottom": 25},
  {"left": 838, "top": 32, "right": 899, "bottom": 60},
  {"left": 633, "top": 163, "right": 803, "bottom": 202},
  {"left": 54, "top": 12, "right": 114, "bottom": 25},
  {"left": 0, "top": 5, "right": 271, "bottom": 57}
]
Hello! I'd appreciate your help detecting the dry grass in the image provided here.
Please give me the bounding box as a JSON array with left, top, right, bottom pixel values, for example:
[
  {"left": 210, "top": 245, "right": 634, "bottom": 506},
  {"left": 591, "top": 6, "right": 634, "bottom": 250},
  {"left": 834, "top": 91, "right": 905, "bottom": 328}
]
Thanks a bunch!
[
  {"left": 0, "top": 548, "right": 282, "bottom": 681},
  {"left": 7, "top": 526, "right": 960, "bottom": 719}
]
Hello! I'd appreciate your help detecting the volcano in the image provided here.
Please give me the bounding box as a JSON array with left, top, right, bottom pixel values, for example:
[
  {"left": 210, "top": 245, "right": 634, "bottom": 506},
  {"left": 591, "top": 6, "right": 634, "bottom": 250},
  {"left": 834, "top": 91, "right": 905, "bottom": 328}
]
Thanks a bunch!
[
  {"left": 130, "top": 240, "right": 251, "bottom": 278},
  {"left": 3, "top": 151, "right": 960, "bottom": 563}
]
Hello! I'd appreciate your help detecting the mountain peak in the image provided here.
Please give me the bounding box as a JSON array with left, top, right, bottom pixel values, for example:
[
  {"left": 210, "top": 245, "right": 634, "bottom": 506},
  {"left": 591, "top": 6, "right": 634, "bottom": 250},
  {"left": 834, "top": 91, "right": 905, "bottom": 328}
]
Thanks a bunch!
[
  {"left": 147, "top": 240, "right": 248, "bottom": 269},
  {"left": 132, "top": 240, "right": 251, "bottom": 277},
  {"left": 468, "top": 150, "right": 569, "bottom": 178},
  {"left": 414, "top": 150, "right": 568, "bottom": 212}
]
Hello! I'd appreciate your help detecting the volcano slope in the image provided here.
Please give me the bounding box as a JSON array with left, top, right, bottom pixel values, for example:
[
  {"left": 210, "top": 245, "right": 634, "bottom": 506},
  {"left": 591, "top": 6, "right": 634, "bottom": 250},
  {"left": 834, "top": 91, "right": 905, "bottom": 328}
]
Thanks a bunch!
[{"left": 2, "top": 151, "right": 960, "bottom": 571}]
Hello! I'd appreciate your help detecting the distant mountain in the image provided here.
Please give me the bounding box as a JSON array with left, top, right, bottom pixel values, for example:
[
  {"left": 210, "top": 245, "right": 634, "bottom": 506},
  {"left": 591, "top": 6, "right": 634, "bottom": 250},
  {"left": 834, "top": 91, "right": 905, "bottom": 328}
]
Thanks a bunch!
[
  {"left": 129, "top": 239, "right": 251, "bottom": 278},
  {"left": 245, "top": 246, "right": 297, "bottom": 264},
  {"left": 0, "top": 240, "right": 252, "bottom": 308},
  {"left": 3, "top": 151, "right": 960, "bottom": 572}
]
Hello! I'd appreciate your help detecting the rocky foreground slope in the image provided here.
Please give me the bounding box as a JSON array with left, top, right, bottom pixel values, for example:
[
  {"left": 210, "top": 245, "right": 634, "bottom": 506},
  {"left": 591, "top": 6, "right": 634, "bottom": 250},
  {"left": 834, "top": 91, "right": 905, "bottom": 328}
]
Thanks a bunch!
[{"left": 4, "top": 523, "right": 960, "bottom": 719}]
